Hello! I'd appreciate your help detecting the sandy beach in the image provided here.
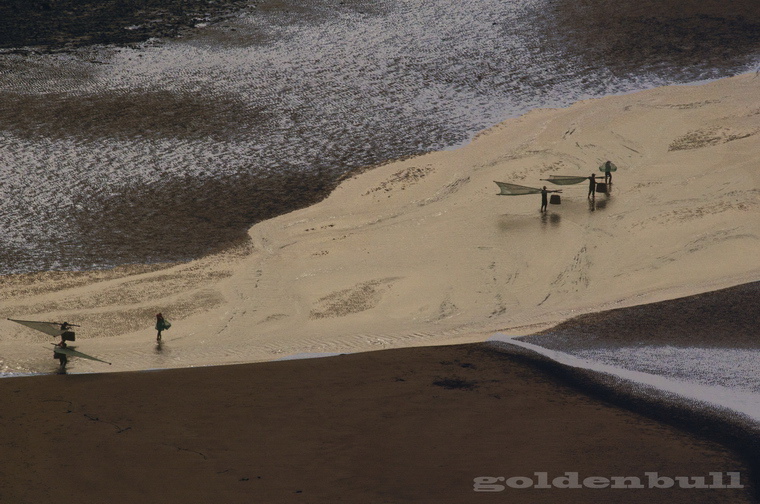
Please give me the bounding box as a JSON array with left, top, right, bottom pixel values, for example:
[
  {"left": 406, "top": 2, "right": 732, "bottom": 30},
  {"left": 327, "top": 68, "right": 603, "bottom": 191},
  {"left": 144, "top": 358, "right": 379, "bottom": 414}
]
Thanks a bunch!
[
  {"left": 2, "top": 72, "right": 759, "bottom": 373},
  {"left": 1, "top": 73, "right": 759, "bottom": 502}
]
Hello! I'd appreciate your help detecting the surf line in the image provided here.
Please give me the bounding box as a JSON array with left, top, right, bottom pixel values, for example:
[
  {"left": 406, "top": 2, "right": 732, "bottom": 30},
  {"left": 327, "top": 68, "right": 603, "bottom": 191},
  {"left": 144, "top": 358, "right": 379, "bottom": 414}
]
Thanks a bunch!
[{"left": 488, "top": 334, "right": 760, "bottom": 426}]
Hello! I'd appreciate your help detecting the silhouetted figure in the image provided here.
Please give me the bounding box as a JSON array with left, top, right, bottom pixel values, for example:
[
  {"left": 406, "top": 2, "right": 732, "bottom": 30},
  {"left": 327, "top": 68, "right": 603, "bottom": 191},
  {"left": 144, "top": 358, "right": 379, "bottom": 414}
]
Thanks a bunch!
[
  {"left": 58, "top": 321, "right": 75, "bottom": 344},
  {"left": 55, "top": 323, "right": 71, "bottom": 367},
  {"left": 156, "top": 313, "right": 165, "bottom": 342},
  {"left": 588, "top": 173, "right": 596, "bottom": 199},
  {"left": 603, "top": 160, "right": 613, "bottom": 184},
  {"left": 541, "top": 186, "right": 560, "bottom": 213},
  {"left": 155, "top": 313, "right": 170, "bottom": 342},
  {"left": 52, "top": 321, "right": 76, "bottom": 368}
]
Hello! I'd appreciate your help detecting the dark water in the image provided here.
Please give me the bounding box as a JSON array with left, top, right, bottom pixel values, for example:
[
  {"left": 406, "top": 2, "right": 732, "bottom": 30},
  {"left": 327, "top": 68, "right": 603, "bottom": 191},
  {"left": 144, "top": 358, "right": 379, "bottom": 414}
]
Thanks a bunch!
[
  {"left": 0, "top": 0, "right": 244, "bottom": 49},
  {"left": 0, "top": 0, "right": 758, "bottom": 275}
]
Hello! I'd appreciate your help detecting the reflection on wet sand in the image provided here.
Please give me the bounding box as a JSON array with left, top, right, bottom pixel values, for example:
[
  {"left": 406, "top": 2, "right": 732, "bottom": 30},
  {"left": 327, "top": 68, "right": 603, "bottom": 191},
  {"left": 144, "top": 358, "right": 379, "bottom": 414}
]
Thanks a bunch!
[{"left": 541, "top": 211, "right": 561, "bottom": 226}]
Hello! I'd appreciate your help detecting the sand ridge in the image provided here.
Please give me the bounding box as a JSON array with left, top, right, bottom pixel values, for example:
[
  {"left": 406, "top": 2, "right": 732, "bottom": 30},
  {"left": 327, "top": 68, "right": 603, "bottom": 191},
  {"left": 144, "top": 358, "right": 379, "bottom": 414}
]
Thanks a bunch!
[{"left": 1, "top": 73, "right": 759, "bottom": 374}]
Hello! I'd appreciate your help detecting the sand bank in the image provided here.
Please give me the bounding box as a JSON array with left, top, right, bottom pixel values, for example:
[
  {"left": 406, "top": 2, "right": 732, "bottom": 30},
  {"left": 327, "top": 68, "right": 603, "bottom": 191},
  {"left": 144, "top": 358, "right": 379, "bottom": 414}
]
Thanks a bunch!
[{"left": 1, "top": 73, "right": 760, "bottom": 373}]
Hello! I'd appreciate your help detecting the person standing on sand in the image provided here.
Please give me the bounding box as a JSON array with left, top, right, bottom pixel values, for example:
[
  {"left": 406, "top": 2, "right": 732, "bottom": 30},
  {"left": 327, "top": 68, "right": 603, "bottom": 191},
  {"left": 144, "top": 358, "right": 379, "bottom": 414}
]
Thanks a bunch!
[
  {"left": 540, "top": 186, "right": 560, "bottom": 213},
  {"left": 57, "top": 321, "right": 72, "bottom": 347},
  {"left": 52, "top": 321, "right": 74, "bottom": 368},
  {"left": 55, "top": 323, "right": 69, "bottom": 366},
  {"left": 603, "top": 160, "right": 613, "bottom": 185},
  {"left": 588, "top": 173, "right": 596, "bottom": 199},
  {"left": 156, "top": 313, "right": 170, "bottom": 342}
]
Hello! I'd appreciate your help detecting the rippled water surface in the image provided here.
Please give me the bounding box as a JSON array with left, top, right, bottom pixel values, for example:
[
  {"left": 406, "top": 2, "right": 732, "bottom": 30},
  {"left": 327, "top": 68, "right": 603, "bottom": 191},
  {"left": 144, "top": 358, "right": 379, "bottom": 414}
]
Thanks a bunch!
[{"left": 1, "top": 0, "right": 758, "bottom": 274}]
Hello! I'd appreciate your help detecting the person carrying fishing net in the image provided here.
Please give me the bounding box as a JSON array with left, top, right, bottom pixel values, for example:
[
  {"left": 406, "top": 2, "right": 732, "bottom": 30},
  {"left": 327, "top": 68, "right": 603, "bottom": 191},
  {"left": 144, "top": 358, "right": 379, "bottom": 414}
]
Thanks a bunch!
[
  {"left": 155, "top": 313, "right": 171, "bottom": 342},
  {"left": 53, "top": 321, "right": 76, "bottom": 367}
]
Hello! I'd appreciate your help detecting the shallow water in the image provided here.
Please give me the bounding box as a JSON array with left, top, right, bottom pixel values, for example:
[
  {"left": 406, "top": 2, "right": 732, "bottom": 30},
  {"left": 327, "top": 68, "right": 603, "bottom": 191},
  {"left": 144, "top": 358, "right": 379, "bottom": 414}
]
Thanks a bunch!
[
  {"left": 0, "top": 0, "right": 758, "bottom": 275},
  {"left": 572, "top": 346, "right": 760, "bottom": 394},
  {"left": 490, "top": 335, "right": 760, "bottom": 426}
]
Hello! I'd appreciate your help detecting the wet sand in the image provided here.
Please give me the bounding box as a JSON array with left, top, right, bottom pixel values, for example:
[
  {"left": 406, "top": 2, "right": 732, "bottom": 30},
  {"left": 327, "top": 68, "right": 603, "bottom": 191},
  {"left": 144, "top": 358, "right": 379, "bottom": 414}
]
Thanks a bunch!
[
  {"left": 523, "top": 280, "right": 760, "bottom": 350},
  {"left": 0, "top": 343, "right": 755, "bottom": 504}
]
